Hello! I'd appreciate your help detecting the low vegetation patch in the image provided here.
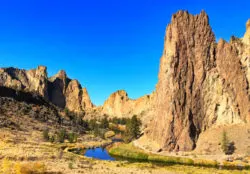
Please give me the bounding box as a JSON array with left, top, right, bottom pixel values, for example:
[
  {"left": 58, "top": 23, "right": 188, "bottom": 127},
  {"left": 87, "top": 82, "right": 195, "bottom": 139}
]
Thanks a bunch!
[
  {"left": 86, "top": 115, "right": 142, "bottom": 143},
  {"left": 1, "top": 158, "right": 47, "bottom": 174},
  {"left": 221, "top": 130, "right": 236, "bottom": 155},
  {"left": 109, "top": 144, "right": 148, "bottom": 161},
  {"left": 108, "top": 143, "right": 250, "bottom": 170},
  {"left": 42, "top": 128, "right": 78, "bottom": 144}
]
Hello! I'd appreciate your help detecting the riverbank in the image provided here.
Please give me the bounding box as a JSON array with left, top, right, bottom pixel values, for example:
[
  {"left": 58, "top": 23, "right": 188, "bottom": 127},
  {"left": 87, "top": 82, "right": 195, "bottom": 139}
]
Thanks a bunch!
[
  {"left": 1, "top": 128, "right": 250, "bottom": 173},
  {"left": 108, "top": 143, "right": 250, "bottom": 171}
]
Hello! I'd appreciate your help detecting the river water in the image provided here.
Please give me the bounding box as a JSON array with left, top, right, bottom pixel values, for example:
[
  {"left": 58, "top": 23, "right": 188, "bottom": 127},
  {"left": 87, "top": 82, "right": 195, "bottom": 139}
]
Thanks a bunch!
[{"left": 84, "top": 147, "right": 115, "bottom": 161}]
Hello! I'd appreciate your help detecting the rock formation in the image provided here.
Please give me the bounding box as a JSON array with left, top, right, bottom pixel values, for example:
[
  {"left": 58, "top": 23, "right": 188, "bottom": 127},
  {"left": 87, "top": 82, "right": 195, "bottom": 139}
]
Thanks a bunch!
[
  {"left": 48, "top": 70, "right": 69, "bottom": 108},
  {"left": 0, "top": 66, "right": 49, "bottom": 99},
  {"left": 0, "top": 66, "right": 94, "bottom": 113},
  {"left": 145, "top": 10, "right": 250, "bottom": 151},
  {"left": 243, "top": 19, "right": 250, "bottom": 45},
  {"left": 65, "top": 80, "right": 94, "bottom": 112},
  {"left": 102, "top": 90, "right": 153, "bottom": 119},
  {"left": 81, "top": 87, "right": 94, "bottom": 110}
]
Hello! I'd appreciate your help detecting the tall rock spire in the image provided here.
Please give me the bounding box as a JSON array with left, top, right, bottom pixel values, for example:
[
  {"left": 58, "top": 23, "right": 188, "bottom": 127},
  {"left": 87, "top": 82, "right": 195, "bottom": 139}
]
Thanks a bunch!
[{"left": 243, "top": 19, "right": 250, "bottom": 45}]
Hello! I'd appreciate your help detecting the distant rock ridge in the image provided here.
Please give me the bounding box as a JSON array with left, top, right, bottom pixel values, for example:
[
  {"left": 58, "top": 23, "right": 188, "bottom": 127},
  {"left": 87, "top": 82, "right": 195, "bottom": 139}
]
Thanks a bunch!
[
  {"left": 0, "top": 66, "right": 49, "bottom": 99},
  {"left": 101, "top": 90, "right": 154, "bottom": 119},
  {"left": 0, "top": 66, "right": 151, "bottom": 120},
  {"left": 0, "top": 66, "right": 94, "bottom": 112},
  {"left": 143, "top": 10, "right": 250, "bottom": 152}
]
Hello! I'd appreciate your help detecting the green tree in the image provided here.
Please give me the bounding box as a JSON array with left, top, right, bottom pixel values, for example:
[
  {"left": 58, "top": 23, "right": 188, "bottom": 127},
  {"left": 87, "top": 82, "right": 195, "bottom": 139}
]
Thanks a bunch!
[
  {"left": 88, "top": 119, "right": 97, "bottom": 130},
  {"left": 124, "top": 115, "right": 141, "bottom": 143},
  {"left": 131, "top": 115, "right": 141, "bottom": 138},
  {"left": 64, "top": 108, "right": 70, "bottom": 116},
  {"left": 100, "top": 116, "right": 109, "bottom": 129}
]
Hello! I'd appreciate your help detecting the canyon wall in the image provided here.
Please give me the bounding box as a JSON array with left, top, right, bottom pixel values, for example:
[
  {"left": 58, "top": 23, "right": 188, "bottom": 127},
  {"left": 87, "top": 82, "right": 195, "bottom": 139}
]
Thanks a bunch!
[
  {"left": 145, "top": 10, "right": 250, "bottom": 151},
  {"left": 0, "top": 66, "right": 94, "bottom": 112}
]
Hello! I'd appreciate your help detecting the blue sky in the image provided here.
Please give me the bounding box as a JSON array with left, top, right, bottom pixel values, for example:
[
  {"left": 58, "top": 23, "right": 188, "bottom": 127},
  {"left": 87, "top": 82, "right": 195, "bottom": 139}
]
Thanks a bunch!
[{"left": 0, "top": 0, "right": 249, "bottom": 105}]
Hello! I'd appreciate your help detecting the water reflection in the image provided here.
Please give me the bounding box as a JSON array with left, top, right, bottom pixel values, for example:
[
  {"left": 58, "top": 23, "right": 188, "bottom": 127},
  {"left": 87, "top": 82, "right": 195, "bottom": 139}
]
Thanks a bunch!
[{"left": 84, "top": 147, "right": 115, "bottom": 161}]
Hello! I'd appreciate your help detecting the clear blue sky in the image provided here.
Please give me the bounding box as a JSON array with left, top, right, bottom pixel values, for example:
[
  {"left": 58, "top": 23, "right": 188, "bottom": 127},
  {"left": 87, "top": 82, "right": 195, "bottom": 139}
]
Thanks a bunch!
[{"left": 0, "top": 0, "right": 249, "bottom": 105}]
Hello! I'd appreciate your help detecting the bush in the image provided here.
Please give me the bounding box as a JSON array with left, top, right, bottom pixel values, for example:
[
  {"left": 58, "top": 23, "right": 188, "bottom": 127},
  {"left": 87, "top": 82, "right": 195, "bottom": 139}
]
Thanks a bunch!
[
  {"left": 88, "top": 119, "right": 97, "bottom": 131},
  {"left": 100, "top": 116, "right": 109, "bottom": 129},
  {"left": 43, "top": 129, "right": 50, "bottom": 141},
  {"left": 68, "top": 132, "right": 78, "bottom": 143},
  {"left": 221, "top": 131, "right": 235, "bottom": 155},
  {"left": 1, "top": 159, "right": 47, "bottom": 174},
  {"left": 93, "top": 127, "right": 105, "bottom": 139},
  {"left": 49, "top": 135, "right": 55, "bottom": 143},
  {"left": 68, "top": 162, "right": 74, "bottom": 169},
  {"left": 57, "top": 129, "right": 67, "bottom": 143}
]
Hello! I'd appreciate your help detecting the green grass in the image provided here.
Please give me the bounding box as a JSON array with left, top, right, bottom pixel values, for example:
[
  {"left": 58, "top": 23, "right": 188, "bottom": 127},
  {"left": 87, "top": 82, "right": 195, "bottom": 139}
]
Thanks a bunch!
[
  {"left": 109, "top": 144, "right": 148, "bottom": 161},
  {"left": 108, "top": 143, "right": 250, "bottom": 170}
]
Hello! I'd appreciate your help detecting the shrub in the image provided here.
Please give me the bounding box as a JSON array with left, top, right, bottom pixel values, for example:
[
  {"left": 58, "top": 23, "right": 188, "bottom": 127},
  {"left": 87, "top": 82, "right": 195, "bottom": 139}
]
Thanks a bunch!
[
  {"left": 43, "top": 129, "right": 50, "bottom": 141},
  {"left": 221, "top": 131, "right": 235, "bottom": 155},
  {"left": 93, "top": 127, "right": 105, "bottom": 139},
  {"left": 2, "top": 158, "right": 12, "bottom": 174},
  {"left": 20, "top": 162, "right": 46, "bottom": 174},
  {"left": 68, "top": 162, "right": 74, "bottom": 169},
  {"left": 64, "top": 108, "right": 70, "bottom": 115},
  {"left": 49, "top": 135, "right": 55, "bottom": 143},
  {"left": 100, "top": 116, "right": 109, "bottom": 129},
  {"left": 88, "top": 119, "right": 97, "bottom": 130},
  {"left": 1, "top": 160, "right": 47, "bottom": 174},
  {"left": 57, "top": 129, "right": 67, "bottom": 143},
  {"left": 68, "top": 132, "right": 78, "bottom": 143}
]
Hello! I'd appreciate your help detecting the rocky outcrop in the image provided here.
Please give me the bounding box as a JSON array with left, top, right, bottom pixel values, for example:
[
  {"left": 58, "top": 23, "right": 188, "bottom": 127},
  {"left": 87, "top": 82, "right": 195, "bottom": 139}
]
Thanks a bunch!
[
  {"left": 81, "top": 87, "right": 94, "bottom": 110},
  {"left": 145, "top": 10, "right": 250, "bottom": 152},
  {"left": 243, "top": 19, "right": 250, "bottom": 45},
  {"left": 0, "top": 66, "right": 94, "bottom": 113},
  {"left": 102, "top": 90, "right": 153, "bottom": 119},
  {"left": 48, "top": 70, "right": 70, "bottom": 108},
  {"left": 0, "top": 66, "right": 49, "bottom": 99},
  {"left": 65, "top": 80, "right": 82, "bottom": 112}
]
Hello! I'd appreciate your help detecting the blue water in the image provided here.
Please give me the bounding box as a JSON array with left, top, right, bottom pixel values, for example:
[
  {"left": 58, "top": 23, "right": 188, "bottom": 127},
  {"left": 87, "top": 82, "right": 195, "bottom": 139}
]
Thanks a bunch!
[{"left": 84, "top": 147, "right": 115, "bottom": 161}]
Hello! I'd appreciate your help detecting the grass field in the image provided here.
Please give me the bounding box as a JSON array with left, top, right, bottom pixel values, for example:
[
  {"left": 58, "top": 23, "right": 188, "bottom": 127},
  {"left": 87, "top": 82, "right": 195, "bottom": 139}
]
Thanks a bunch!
[{"left": 108, "top": 143, "right": 250, "bottom": 172}]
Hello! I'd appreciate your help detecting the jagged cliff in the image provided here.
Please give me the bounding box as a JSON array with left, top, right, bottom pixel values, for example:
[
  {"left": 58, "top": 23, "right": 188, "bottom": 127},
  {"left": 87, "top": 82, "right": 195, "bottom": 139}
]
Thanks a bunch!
[
  {"left": 102, "top": 90, "right": 153, "bottom": 117},
  {"left": 101, "top": 90, "right": 154, "bottom": 125},
  {"left": 0, "top": 66, "right": 94, "bottom": 112},
  {"left": 144, "top": 10, "right": 250, "bottom": 151},
  {"left": 0, "top": 66, "right": 149, "bottom": 119}
]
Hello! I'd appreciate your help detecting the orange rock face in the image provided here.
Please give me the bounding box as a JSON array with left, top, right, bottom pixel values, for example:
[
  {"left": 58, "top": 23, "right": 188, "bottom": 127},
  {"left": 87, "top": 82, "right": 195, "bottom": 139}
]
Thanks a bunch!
[
  {"left": 101, "top": 90, "right": 153, "bottom": 119},
  {"left": 0, "top": 66, "right": 94, "bottom": 112},
  {"left": 146, "top": 10, "right": 250, "bottom": 151}
]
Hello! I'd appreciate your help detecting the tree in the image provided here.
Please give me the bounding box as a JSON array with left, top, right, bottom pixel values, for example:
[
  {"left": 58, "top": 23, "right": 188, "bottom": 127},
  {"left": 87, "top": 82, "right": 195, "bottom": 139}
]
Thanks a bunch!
[
  {"left": 88, "top": 119, "right": 97, "bottom": 130},
  {"left": 100, "top": 116, "right": 109, "bottom": 129},
  {"left": 130, "top": 115, "right": 141, "bottom": 138},
  {"left": 124, "top": 115, "right": 141, "bottom": 143},
  {"left": 221, "top": 130, "right": 235, "bottom": 155}
]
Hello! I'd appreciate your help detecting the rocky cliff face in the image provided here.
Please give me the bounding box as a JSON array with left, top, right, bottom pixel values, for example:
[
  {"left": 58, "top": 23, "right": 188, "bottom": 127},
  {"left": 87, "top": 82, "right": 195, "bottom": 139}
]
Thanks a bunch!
[
  {"left": 48, "top": 70, "right": 69, "bottom": 108},
  {"left": 0, "top": 66, "right": 94, "bottom": 112},
  {"left": 0, "top": 66, "right": 49, "bottom": 99},
  {"left": 102, "top": 90, "right": 153, "bottom": 120},
  {"left": 145, "top": 10, "right": 250, "bottom": 151}
]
